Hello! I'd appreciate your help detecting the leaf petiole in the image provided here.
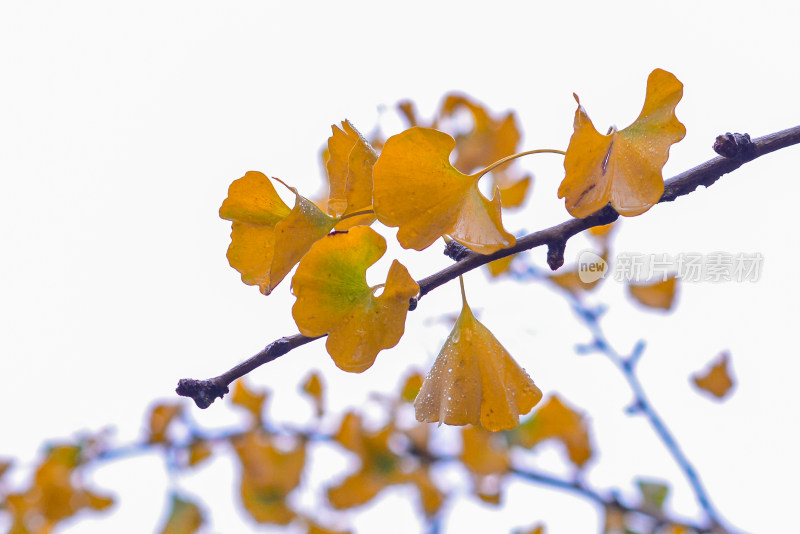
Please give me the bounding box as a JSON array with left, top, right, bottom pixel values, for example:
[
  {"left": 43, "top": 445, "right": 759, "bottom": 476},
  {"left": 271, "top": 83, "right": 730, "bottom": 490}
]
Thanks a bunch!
[
  {"left": 338, "top": 208, "right": 375, "bottom": 222},
  {"left": 473, "top": 149, "right": 567, "bottom": 180}
]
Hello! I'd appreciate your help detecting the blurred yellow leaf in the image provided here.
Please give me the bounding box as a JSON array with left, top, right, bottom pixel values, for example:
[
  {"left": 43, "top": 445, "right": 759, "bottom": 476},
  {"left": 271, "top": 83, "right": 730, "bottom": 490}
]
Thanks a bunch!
[
  {"left": 636, "top": 480, "right": 669, "bottom": 511},
  {"left": 439, "top": 93, "right": 521, "bottom": 173},
  {"left": 496, "top": 172, "right": 532, "bottom": 209},
  {"left": 400, "top": 372, "right": 424, "bottom": 403},
  {"left": 461, "top": 425, "right": 509, "bottom": 476},
  {"left": 232, "top": 430, "right": 305, "bottom": 525},
  {"left": 220, "top": 171, "right": 338, "bottom": 295},
  {"left": 628, "top": 275, "right": 678, "bottom": 310},
  {"left": 0, "top": 460, "right": 11, "bottom": 481},
  {"left": 405, "top": 468, "right": 444, "bottom": 516},
  {"left": 515, "top": 395, "right": 593, "bottom": 467},
  {"left": 6, "top": 445, "right": 113, "bottom": 532},
  {"left": 292, "top": 226, "right": 419, "bottom": 373},
  {"left": 549, "top": 250, "right": 609, "bottom": 294},
  {"left": 373, "top": 127, "right": 515, "bottom": 254},
  {"left": 558, "top": 69, "right": 685, "bottom": 218},
  {"left": 326, "top": 120, "right": 378, "bottom": 229},
  {"left": 159, "top": 494, "right": 204, "bottom": 534},
  {"left": 231, "top": 378, "right": 267, "bottom": 424},
  {"left": 328, "top": 414, "right": 403, "bottom": 508},
  {"left": 487, "top": 254, "right": 515, "bottom": 277},
  {"left": 415, "top": 278, "right": 542, "bottom": 431},
  {"left": 187, "top": 440, "right": 213, "bottom": 467},
  {"left": 300, "top": 372, "right": 325, "bottom": 416},
  {"left": 692, "top": 352, "right": 734, "bottom": 399},
  {"left": 514, "top": 524, "right": 545, "bottom": 534},
  {"left": 307, "top": 522, "right": 352, "bottom": 534},
  {"left": 148, "top": 403, "right": 182, "bottom": 444}
]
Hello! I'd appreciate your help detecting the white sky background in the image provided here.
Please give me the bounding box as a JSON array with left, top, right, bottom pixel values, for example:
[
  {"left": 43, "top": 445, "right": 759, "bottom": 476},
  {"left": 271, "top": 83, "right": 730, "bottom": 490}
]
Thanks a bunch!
[{"left": 1, "top": 1, "right": 799, "bottom": 532}]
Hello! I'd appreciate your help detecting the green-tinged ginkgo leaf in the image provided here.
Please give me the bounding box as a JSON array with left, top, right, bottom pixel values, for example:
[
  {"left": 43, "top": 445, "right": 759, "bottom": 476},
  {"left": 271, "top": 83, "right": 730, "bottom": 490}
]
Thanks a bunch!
[
  {"left": 559, "top": 69, "right": 686, "bottom": 218},
  {"left": 326, "top": 120, "right": 378, "bottom": 229},
  {"left": 232, "top": 431, "right": 305, "bottom": 525},
  {"left": 220, "top": 171, "right": 338, "bottom": 295},
  {"left": 159, "top": 494, "right": 204, "bottom": 534},
  {"left": 414, "top": 278, "right": 541, "bottom": 431},
  {"left": 292, "top": 226, "right": 419, "bottom": 373},
  {"left": 373, "top": 127, "right": 515, "bottom": 254}
]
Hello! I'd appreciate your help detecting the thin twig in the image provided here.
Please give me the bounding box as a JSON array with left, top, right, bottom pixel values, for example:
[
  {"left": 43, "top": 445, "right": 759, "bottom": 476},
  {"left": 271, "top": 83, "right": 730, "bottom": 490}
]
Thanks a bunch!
[{"left": 177, "top": 125, "right": 800, "bottom": 408}]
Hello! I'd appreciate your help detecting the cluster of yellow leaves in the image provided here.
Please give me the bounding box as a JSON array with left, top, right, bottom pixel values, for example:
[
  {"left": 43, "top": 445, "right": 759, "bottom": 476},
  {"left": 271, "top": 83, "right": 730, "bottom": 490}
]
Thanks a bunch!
[
  {"left": 218, "top": 69, "right": 686, "bottom": 436},
  {"left": 4, "top": 445, "right": 113, "bottom": 534},
  {"left": 328, "top": 412, "right": 442, "bottom": 516}
]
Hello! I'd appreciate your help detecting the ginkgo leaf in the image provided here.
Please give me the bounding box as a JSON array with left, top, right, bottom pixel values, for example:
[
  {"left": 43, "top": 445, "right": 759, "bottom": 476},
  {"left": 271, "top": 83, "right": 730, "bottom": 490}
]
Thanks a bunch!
[
  {"left": 231, "top": 378, "right": 268, "bottom": 424},
  {"left": 414, "top": 277, "right": 542, "bottom": 431},
  {"left": 439, "top": 94, "right": 521, "bottom": 174},
  {"left": 220, "top": 171, "right": 338, "bottom": 295},
  {"left": 232, "top": 430, "right": 305, "bottom": 525},
  {"left": 326, "top": 120, "right": 378, "bottom": 229},
  {"left": 159, "top": 494, "right": 204, "bottom": 534},
  {"left": 559, "top": 69, "right": 686, "bottom": 218},
  {"left": 514, "top": 395, "right": 593, "bottom": 467},
  {"left": 496, "top": 172, "right": 532, "bottom": 209},
  {"left": 487, "top": 255, "right": 515, "bottom": 277},
  {"left": 628, "top": 275, "right": 678, "bottom": 310},
  {"left": 292, "top": 226, "right": 419, "bottom": 373},
  {"left": 400, "top": 372, "right": 424, "bottom": 403},
  {"left": 461, "top": 425, "right": 510, "bottom": 476},
  {"left": 300, "top": 372, "right": 324, "bottom": 416},
  {"left": 148, "top": 403, "right": 182, "bottom": 444},
  {"left": 187, "top": 440, "right": 213, "bottom": 467},
  {"left": 692, "top": 352, "right": 735, "bottom": 399},
  {"left": 373, "top": 127, "right": 515, "bottom": 254},
  {"left": 636, "top": 480, "right": 669, "bottom": 512}
]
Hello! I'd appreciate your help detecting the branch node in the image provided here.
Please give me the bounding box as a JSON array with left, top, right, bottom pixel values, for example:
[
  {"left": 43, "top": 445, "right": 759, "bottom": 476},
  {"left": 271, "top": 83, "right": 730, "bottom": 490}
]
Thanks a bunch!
[
  {"left": 713, "top": 132, "right": 754, "bottom": 158},
  {"left": 546, "top": 240, "right": 566, "bottom": 270},
  {"left": 443, "top": 240, "right": 471, "bottom": 261},
  {"left": 176, "top": 378, "right": 229, "bottom": 409},
  {"left": 408, "top": 296, "right": 418, "bottom": 311}
]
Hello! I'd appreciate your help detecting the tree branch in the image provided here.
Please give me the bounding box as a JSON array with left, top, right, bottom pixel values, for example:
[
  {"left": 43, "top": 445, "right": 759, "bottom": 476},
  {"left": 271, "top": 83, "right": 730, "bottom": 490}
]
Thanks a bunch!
[{"left": 177, "top": 125, "right": 800, "bottom": 408}]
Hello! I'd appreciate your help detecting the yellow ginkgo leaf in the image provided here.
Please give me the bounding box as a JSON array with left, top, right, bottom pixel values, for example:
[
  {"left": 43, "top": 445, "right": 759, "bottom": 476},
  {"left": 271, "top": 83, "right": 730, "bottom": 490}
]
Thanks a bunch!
[
  {"left": 373, "top": 127, "right": 516, "bottom": 254},
  {"left": 692, "top": 352, "right": 735, "bottom": 399},
  {"left": 439, "top": 93, "right": 521, "bottom": 173},
  {"left": 232, "top": 430, "right": 305, "bottom": 525},
  {"left": 220, "top": 171, "right": 338, "bottom": 295},
  {"left": 461, "top": 425, "right": 510, "bottom": 476},
  {"left": 292, "top": 226, "right": 419, "bottom": 373},
  {"left": 496, "top": 172, "right": 532, "bottom": 209},
  {"left": 514, "top": 394, "right": 593, "bottom": 467},
  {"left": 159, "top": 494, "right": 204, "bottom": 534},
  {"left": 628, "top": 275, "right": 678, "bottom": 310},
  {"left": 414, "top": 277, "right": 542, "bottom": 431},
  {"left": 300, "top": 372, "right": 324, "bottom": 416},
  {"left": 231, "top": 378, "right": 268, "bottom": 424},
  {"left": 148, "top": 403, "right": 182, "bottom": 444},
  {"left": 558, "top": 69, "right": 686, "bottom": 218},
  {"left": 326, "top": 120, "right": 378, "bottom": 229}
]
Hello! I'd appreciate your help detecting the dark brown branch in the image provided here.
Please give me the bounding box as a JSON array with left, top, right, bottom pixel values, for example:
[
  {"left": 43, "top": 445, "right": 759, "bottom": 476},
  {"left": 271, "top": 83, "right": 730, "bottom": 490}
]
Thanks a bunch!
[
  {"left": 177, "top": 334, "right": 322, "bottom": 408},
  {"left": 177, "top": 125, "right": 800, "bottom": 408}
]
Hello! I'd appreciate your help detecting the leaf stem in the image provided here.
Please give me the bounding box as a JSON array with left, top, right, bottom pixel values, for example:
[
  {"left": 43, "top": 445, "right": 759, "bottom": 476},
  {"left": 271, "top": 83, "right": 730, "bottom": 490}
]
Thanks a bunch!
[
  {"left": 473, "top": 149, "right": 567, "bottom": 180},
  {"left": 338, "top": 209, "right": 375, "bottom": 222}
]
